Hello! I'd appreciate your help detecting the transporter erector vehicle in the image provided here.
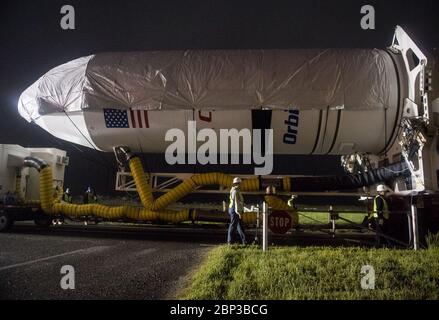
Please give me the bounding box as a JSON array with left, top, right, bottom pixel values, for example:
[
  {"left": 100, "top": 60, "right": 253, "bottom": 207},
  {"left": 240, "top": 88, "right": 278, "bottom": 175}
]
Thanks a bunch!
[{"left": 1, "top": 26, "right": 438, "bottom": 244}]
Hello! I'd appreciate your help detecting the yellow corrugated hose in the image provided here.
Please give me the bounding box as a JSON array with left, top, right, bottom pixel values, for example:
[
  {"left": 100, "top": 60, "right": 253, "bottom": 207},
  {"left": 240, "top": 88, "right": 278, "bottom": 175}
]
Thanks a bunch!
[
  {"left": 128, "top": 157, "right": 297, "bottom": 225},
  {"left": 33, "top": 156, "right": 297, "bottom": 226},
  {"left": 264, "top": 195, "right": 299, "bottom": 225},
  {"left": 38, "top": 166, "right": 190, "bottom": 223},
  {"left": 128, "top": 157, "right": 260, "bottom": 211},
  {"left": 15, "top": 173, "right": 22, "bottom": 198}
]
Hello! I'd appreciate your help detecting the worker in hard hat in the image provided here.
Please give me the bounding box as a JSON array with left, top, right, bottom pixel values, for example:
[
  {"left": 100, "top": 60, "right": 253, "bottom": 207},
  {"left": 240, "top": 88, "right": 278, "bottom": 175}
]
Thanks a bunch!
[
  {"left": 287, "top": 194, "right": 302, "bottom": 231},
  {"left": 62, "top": 188, "right": 73, "bottom": 203},
  {"left": 53, "top": 186, "right": 62, "bottom": 203},
  {"left": 227, "top": 177, "right": 247, "bottom": 245},
  {"left": 83, "top": 187, "right": 97, "bottom": 204},
  {"left": 287, "top": 194, "right": 298, "bottom": 210},
  {"left": 369, "top": 184, "right": 391, "bottom": 247}
]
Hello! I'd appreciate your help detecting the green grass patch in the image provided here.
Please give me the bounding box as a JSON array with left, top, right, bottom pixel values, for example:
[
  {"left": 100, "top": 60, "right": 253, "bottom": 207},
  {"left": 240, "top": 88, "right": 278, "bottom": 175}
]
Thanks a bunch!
[
  {"left": 298, "top": 212, "right": 366, "bottom": 225},
  {"left": 426, "top": 232, "right": 439, "bottom": 249},
  {"left": 181, "top": 245, "right": 439, "bottom": 300}
]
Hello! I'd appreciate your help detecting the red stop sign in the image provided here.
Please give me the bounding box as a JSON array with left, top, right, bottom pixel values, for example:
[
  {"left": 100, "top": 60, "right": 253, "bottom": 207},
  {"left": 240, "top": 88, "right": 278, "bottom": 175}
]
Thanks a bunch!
[{"left": 268, "top": 210, "right": 292, "bottom": 234}]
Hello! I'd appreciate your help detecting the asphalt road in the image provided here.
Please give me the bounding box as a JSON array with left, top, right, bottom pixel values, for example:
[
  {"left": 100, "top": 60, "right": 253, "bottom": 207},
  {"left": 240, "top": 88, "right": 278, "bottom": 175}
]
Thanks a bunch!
[
  {"left": 0, "top": 222, "right": 374, "bottom": 300},
  {"left": 0, "top": 223, "right": 219, "bottom": 300}
]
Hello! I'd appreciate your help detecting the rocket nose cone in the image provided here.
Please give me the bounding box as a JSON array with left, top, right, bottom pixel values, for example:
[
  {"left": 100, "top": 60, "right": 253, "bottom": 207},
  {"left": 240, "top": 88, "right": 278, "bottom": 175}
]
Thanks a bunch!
[
  {"left": 17, "top": 55, "right": 94, "bottom": 124},
  {"left": 18, "top": 79, "right": 41, "bottom": 123}
]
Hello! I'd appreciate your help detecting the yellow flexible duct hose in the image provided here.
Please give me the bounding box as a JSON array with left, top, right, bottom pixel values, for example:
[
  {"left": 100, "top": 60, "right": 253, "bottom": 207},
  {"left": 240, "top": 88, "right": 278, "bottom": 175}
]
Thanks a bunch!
[
  {"left": 129, "top": 157, "right": 260, "bottom": 212},
  {"left": 35, "top": 156, "right": 298, "bottom": 227},
  {"left": 129, "top": 156, "right": 303, "bottom": 226},
  {"left": 40, "top": 166, "right": 55, "bottom": 213},
  {"left": 15, "top": 173, "right": 22, "bottom": 199},
  {"left": 24, "top": 200, "right": 41, "bottom": 205},
  {"left": 264, "top": 195, "right": 299, "bottom": 226},
  {"left": 50, "top": 201, "right": 190, "bottom": 223},
  {"left": 283, "top": 177, "right": 291, "bottom": 192},
  {"left": 241, "top": 211, "right": 258, "bottom": 225},
  {"left": 37, "top": 166, "right": 190, "bottom": 223},
  {"left": 128, "top": 157, "right": 155, "bottom": 208}
]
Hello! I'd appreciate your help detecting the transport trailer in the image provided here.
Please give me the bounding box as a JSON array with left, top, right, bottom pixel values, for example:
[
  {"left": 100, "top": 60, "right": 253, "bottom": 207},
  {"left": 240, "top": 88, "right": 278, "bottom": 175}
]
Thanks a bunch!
[
  {"left": 0, "top": 203, "right": 48, "bottom": 231},
  {"left": 0, "top": 143, "right": 437, "bottom": 248},
  {"left": 370, "top": 193, "right": 439, "bottom": 246},
  {"left": 0, "top": 144, "right": 68, "bottom": 231}
]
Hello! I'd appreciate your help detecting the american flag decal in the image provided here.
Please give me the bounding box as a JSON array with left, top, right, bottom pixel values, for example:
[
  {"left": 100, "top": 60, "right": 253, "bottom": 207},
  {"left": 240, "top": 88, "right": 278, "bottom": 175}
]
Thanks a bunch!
[
  {"left": 103, "top": 109, "right": 129, "bottom": 128},
  {"left": 129, "top": 109, "right": 149, "bottom": 128},
  {"left": 104, "top": 108, "right": 149, "bottom": 128}
]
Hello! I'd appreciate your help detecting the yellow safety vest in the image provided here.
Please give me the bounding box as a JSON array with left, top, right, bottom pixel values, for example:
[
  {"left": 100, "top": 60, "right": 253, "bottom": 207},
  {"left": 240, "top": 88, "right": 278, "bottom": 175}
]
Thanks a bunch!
[
  {"left": 229, "top": 186, "right": 244, "bottom": 212},
  {"left": 373, "top": 195, "right": 389, "bottom": 219},
  {"left": 87, "top": 193, "right": 97, "bottom": 204},
  {"left": 62, "top": 193, "right": 72, "bottom": 203}
]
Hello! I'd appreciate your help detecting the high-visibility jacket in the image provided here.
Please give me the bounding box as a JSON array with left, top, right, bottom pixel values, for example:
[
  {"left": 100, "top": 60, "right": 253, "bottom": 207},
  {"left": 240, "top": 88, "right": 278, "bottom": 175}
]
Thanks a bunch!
[
  {"left": 62, "top": 193, "right": 72, "bottom": 203},
  {"left": 53, "top": 188, "right": 62, "bottom": 203},
  {"left": 229, "top": 186, "right": 244, "bottom": 214},
  {"left": 84, "top": 192, "right": 97, "bottom": 204},
  {"left": 287, "top": 198, "right": 296, "bottom": 209},
  {"left": 373, "top": 195, "right": 389, "bottom": 219}
]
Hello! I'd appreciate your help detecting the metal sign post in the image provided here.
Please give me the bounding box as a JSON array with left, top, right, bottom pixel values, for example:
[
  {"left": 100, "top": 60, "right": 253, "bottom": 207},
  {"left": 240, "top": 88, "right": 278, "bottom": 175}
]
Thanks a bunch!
[
  {"left": 411, "top": 204, "right": 420, "bottom": 250},
  {"left": 254, "top": 204, "right": 260, "bottom": 244},
  {"left": 262, "top": 201, "right": 268, "bottom": 251}
]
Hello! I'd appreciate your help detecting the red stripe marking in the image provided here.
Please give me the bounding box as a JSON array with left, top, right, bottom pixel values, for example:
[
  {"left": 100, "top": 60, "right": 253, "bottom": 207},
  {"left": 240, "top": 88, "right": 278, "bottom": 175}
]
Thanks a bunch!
[
  {"left": 130, "top": 109, "right": 136, "bottom": 128},
  {"left": 144, "top": 110, "right": 149, "bottom": 128},
  {"left": 137, "top": 110, "right": 143, "bottom": 128}
]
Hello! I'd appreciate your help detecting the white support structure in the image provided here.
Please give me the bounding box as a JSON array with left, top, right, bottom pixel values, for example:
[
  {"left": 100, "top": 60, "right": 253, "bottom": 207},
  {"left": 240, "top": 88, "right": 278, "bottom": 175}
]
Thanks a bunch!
[
  {"left": 411, "top": 204, "right": 420, "bottom": 250},
  {"left": 390, "top": 26, "right": 432, "bottom": 192},
  {"left": 115, "top": 171, "right": 370, "bottom": 197},
  {"left": 262, "top": 201, "right": 269, "bottom": 252},
  {"left": 0, "top": 144, "right": 68, "bottom": 200}
]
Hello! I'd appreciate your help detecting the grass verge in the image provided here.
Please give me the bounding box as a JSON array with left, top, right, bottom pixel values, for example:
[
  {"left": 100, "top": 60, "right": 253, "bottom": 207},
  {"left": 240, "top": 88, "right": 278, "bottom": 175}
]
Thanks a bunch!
[
  {"left": 181, "top": 245, "right": 439, "bottom": 300},
  {"left": 298, "top": 212, "right": 366, "bottom": 225}
]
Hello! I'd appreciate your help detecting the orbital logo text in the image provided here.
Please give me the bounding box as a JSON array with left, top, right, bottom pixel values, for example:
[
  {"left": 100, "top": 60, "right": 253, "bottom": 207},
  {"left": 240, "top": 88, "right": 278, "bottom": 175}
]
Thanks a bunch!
[
  {"left": 283, "top": 110, "right": 299, "bottom": 145},
  {"left": 165, "top": 121, "right": 273, "bottom": 175}
]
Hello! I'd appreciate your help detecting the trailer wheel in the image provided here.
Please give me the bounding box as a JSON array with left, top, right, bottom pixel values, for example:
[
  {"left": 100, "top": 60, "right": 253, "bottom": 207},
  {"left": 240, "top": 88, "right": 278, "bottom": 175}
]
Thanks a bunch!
[
  {"left": 0, "top": 211, "right": 13, "bottom": 232},
  {"left": 52, "top": 217, "right": 64, "bottom": 226},
  {"left": 34, "top": 216, "right": 52, "bottom": 227}
]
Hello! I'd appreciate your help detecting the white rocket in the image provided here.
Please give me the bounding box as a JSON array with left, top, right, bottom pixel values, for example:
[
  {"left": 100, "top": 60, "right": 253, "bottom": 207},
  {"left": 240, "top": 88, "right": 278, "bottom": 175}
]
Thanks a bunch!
[{"left": 17, "top": 27, "right": 438, "bottom": 191}]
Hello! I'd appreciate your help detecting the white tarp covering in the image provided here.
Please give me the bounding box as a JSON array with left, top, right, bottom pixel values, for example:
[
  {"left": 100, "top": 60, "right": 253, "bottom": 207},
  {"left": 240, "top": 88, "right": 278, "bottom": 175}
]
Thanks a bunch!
[{"left": 18, "top": 49, "right": 397, "bottom": 122}]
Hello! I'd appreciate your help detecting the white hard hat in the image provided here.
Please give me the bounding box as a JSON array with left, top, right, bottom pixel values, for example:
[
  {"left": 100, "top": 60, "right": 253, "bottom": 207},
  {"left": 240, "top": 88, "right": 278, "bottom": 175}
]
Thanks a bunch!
[
  {"left": 65, "top": 188, "right": 70, "bottom": 193},
  {"left": 233, "top": 177, "right": 242, "bottom": 184},
  {"left": 377, "top": 184, "right": 387, "bottom": 192}
]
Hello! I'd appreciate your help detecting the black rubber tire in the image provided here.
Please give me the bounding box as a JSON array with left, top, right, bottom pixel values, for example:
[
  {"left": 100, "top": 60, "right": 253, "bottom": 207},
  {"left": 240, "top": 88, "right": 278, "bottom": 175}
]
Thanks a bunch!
[
  {"left": 0, "top": 211, "right": 13, "bottom": 232},
  {"left": 34, "top": 216, "right": 52, "bottom": 227}
]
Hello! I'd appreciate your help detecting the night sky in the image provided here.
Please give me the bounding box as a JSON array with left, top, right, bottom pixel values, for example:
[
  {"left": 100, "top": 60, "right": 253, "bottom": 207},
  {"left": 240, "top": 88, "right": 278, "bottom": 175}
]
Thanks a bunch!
[{"left": 1, "top": 0, "right": 438, "bottom": 195}]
